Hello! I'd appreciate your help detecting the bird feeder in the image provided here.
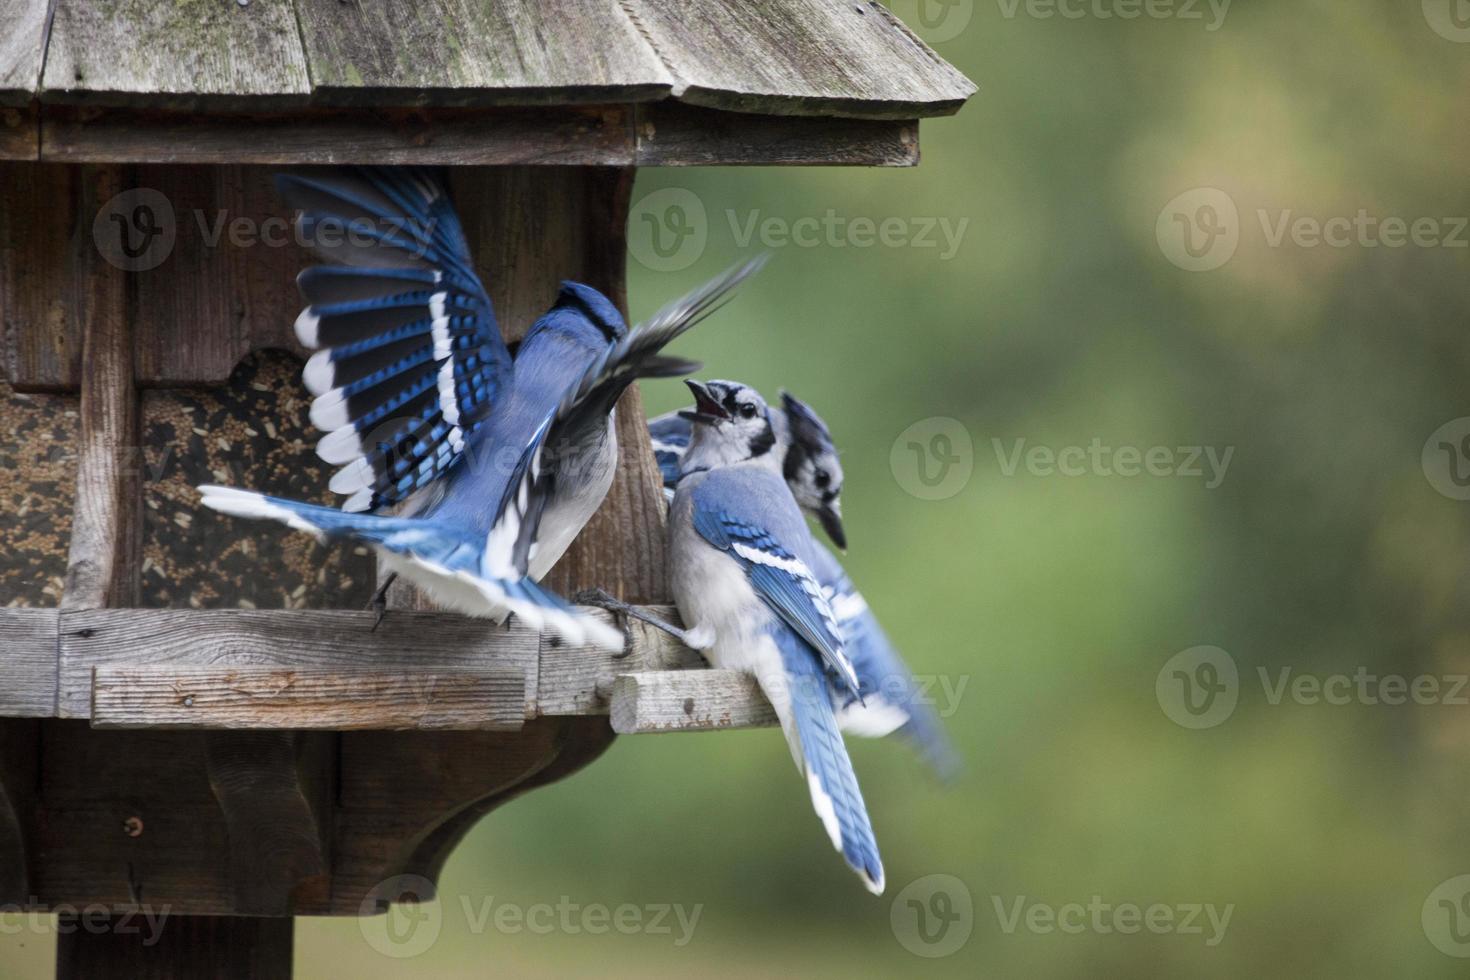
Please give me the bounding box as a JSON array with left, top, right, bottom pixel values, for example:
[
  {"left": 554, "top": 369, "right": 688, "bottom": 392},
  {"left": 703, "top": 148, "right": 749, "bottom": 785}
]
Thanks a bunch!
[{"left": 0, "top": 2, "right": 973, "bottom": 975}]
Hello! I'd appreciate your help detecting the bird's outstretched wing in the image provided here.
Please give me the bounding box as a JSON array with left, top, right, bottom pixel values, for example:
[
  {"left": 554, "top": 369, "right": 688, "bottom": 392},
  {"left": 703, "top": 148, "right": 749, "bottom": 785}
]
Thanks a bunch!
[
  {"left": 277, "top": 168, "right": 512, "bottom": 513},
  {"left": 482, "top": 258, "right": 768, "bottom": 581},
  {"left": 690, "top": 507, "right": 860, "bottom": 698},
  {"left": 197, "top": 485, "right": 621, "bottom": 650}
]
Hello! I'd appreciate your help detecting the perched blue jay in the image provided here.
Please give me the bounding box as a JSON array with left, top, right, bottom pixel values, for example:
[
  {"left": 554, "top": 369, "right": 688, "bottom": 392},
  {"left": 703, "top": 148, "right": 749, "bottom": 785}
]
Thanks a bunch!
[
  {"left": 651, "top": 390, "right": 846, "bottom": 546},
  {"left": 648, "top": 391, "right": 959, "bottom": 779},
  {"left": 613, "top": 380, "right": 886, "bottom": 892},
  {"left": 199, "top": 167, "right": 762, "bottom": 649}
]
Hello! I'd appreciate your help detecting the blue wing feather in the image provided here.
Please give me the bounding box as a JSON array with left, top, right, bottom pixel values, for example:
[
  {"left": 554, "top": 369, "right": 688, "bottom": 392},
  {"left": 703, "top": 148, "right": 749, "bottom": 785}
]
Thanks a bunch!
[
  {"left": 691, "top": 507, "right": 860, "bottom": 698},
  {"left": 278, "top": 167, "right": 511, "bottom": 513}
]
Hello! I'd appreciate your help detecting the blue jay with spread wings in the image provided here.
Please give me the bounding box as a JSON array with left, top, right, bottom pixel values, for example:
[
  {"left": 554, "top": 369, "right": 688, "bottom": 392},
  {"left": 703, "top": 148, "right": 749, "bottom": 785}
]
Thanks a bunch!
[
  {"left": 612, "top": 381, "right": 885, "bottom": 891},
  {"left": 199, "top": 167, "right": 762, "bottom": 650},
  {"left": 647, "top": 390, "right": 958, "bottom": 779}
]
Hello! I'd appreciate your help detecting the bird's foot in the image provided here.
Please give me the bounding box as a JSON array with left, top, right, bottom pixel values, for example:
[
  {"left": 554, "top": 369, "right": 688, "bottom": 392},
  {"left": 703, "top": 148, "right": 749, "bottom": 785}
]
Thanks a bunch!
[{"left": 573, "top": 588, "right": 697, "bottom": 655}]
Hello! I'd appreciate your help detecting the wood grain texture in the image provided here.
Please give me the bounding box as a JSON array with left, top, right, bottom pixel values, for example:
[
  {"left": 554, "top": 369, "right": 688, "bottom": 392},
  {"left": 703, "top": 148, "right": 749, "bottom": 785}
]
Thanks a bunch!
[
  {"left": 0, "top": 162, "right": 86, "bottom": 389},
  {"left": 41, "top": 0, "right": 311, "bottom": 110},
  {"left": 294, "top": 0, "right": 672, "bottom": 107},
  {"left": 611, "top": 670, "right": 778, "bottom": 734},
  {"left": 0, "top": 609, "right": 58, "bottom": 716},
  {"left": 536, "top": 610, "right": 706, "bottom": 717},
  {"left": 56, "top": 915, "right": 293, "bottom": 980},
  {"left": 636, "top": 101, "right": 918, "bottom": 166},
  {"left": 0, "top": 0, "right": 47, "bottom": 106},
  {"left": 35, "top": 105, "right": 922, "bottom": 167},
  {"left": 0, "top": 105, "right": 37, "bottom": 159},
  {"left": 204, "top": 731, "right": 327, "bottom": 915},
  {"left": 0, "top": 720, "right": 38, "bottom": 903},
  {"left": 40, "top": 106, "right": 634, "bottom": 166},
  {"left": 57, "top": 609, "right": 541, "bottom": 720},
  {"left": 59, "top": 164, "right": 139, "bottom": 610},
  {"left": 628, "top": 0, "right": 975, "bottom": 119},
  {"left": 94, "top": 666, "right": 529, "bottom": 731},
  {"left": 130, "top": 166, "right": 309, "bottom": 385}
]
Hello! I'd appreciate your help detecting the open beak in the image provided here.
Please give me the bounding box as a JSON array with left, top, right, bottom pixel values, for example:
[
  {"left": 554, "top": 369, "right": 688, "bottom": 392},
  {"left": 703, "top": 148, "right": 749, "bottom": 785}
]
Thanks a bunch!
[
  {"left": 678, "top": 380, "right": 730, "bottom": 426},
  {"left": 817, "top": 501, "right": 847, "bottom": 550}
]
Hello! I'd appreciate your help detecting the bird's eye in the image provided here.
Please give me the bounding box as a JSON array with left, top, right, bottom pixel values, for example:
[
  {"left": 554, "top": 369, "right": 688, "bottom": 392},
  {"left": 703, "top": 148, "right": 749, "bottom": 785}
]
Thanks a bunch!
[
  {"left": 814, "top": 469, "right": 831, "bottom": 488},
  {"left": 738, "top": 403, "right": 758, "bottom": 419}
]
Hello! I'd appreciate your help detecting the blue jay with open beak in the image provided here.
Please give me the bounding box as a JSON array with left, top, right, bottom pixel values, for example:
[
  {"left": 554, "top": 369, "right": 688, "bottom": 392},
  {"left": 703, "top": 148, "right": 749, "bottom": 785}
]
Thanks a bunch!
[
  {"left": 603, "top": 380, "right": 885, "bottom": 891},
  {"left": 198, "top": 167, "right": 762, "bottom": 649},
  {"left": 647, "top": 391, "right": 958, "bottom": 779}
]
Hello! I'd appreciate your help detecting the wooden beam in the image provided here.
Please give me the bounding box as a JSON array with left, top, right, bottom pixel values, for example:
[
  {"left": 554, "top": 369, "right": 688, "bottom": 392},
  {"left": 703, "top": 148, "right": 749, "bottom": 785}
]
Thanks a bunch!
[
  {"left": 59, "top": 163, "right": 138, "bottom": 610},
  {"left": 204, "top": 732, "right": 327, "bottom": 915},
  {"left": 56, "top": 915, "right": 292, "bottom": 980},
  {"left": 0, "top": 720, "right": 38, "bottom": 903},
  {"left": 611, "top": 670, "right": 779, "bottom": 734},
  {"left": 56, "top": 608, "right": 540, "bottom": 720},
  {"left": 0, "top": 609, "right": 57, "bottom": 716},
  {"left": 93, "top": 666, "right": 529, "bottom": 731},
  {"left": 36, "top": 105, "right": 918, "bottom": 167}
]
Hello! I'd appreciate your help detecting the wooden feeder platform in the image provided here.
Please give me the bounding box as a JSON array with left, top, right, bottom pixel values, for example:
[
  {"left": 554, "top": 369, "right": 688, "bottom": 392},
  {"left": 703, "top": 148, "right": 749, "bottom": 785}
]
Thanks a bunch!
[{"left": 0, "top": 2, "right": 972, "bottom": 976}]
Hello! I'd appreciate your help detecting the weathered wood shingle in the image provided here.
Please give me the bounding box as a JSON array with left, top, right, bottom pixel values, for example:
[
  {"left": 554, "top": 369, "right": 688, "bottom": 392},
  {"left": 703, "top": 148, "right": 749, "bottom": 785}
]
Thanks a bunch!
[
  {"left": 41, "top": 0, "right": 312, "bottom": 110},
  {"left": 0, "top": 0, "right": 48, "bottom": 106},
  {"left": 629, "top": 0, "right": 975, "bottom": 118},
  {"left": 295, "top": 0, "right": 674, "bottom": 107},
  {"left": 28, "top": 0, "right": 972, "bottom": 118}
]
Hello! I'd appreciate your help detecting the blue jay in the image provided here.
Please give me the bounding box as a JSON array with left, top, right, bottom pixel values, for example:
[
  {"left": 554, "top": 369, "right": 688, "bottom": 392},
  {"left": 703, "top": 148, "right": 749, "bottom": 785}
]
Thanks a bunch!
[
  {"left": 648, "top": 391, "right": 959, "bottom": 779},
  {"left": 639, "top": 380, "right": 886, "bottom": 892},
  {"left": 199, "top": 167, "right": 762, "bottom": 649},
  {"left": 651, "top": 390, "right": 846, "bottom": 547}
]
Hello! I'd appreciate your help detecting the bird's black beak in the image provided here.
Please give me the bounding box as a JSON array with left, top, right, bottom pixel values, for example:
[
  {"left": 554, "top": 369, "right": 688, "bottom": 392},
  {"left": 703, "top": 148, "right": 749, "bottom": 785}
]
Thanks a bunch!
[
  {"left": 817, "top": 502, "right": 847, "bottom": 551},
  {"left": 678, "top": 380, "right": 730, "bottom": 426}
]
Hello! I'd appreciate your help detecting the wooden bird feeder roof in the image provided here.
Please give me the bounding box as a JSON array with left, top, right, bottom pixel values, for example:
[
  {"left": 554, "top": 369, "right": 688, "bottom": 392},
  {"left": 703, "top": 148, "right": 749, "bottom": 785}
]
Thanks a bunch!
[{"left": 0, "top": 0, "right": 975, "bottom": 165}]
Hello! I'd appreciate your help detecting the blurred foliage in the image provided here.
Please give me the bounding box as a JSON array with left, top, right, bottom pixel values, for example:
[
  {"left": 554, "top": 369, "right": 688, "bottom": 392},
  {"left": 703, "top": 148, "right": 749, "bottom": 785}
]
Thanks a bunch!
[{"left": 10, "top": 2, "right": 1470, "bottom": 977}]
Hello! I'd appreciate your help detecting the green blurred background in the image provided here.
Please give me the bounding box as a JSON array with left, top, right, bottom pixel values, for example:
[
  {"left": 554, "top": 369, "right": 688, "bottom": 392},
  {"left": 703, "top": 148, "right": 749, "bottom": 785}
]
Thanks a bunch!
[
  {"left": 306, "top": 4, "right": 1466, "bottom": 975},
  {"left": 12, "top": 1, "right": 1470, "bottom": 976}
]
